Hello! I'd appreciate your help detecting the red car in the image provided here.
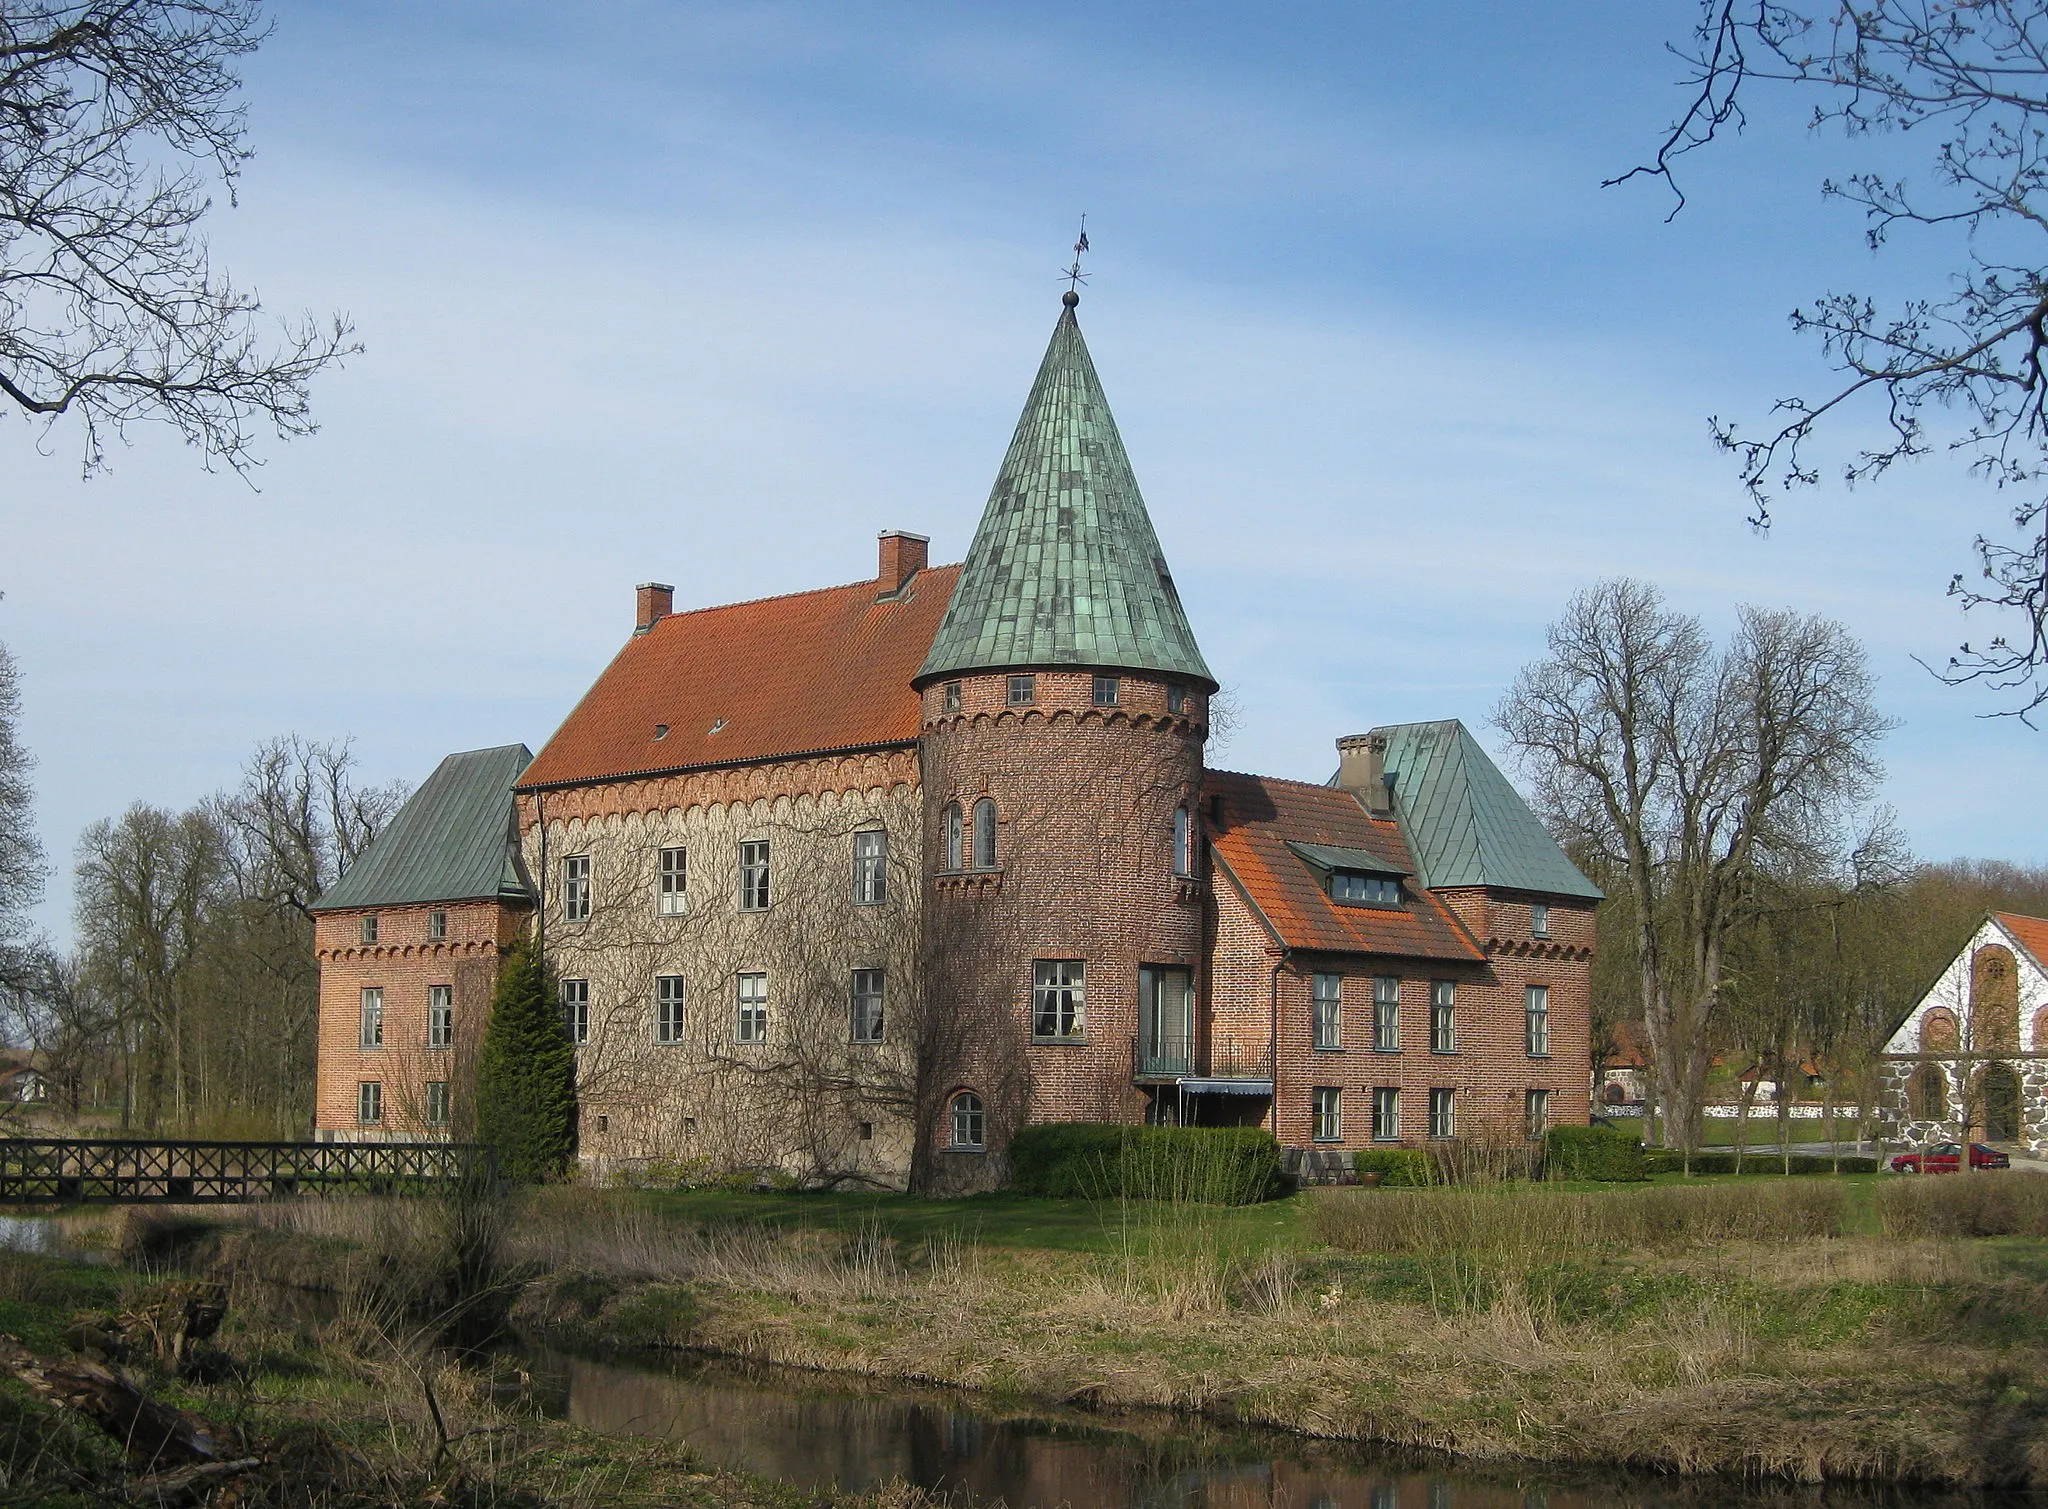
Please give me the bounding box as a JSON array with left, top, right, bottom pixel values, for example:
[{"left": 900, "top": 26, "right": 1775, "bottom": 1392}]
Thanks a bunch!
[{"left": 1890, "top": 1142, "right": 2010, "bottom": 1173}]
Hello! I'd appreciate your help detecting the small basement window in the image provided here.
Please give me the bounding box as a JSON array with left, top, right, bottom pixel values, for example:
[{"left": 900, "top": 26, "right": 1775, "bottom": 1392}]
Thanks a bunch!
[{"left": 1330, "top": 871, "right": 1401, "bottom": 906}]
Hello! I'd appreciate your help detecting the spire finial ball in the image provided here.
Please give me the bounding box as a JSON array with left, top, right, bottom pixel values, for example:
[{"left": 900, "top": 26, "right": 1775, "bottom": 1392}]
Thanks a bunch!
[{"left": 1062, "top": 289, "right": 1079, "bottom": 309}]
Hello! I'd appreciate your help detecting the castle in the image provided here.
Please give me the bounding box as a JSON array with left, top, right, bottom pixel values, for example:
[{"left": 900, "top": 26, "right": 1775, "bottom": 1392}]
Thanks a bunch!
[{"left": 309, "top": 293, "right": 1602, "bottom": 1190}]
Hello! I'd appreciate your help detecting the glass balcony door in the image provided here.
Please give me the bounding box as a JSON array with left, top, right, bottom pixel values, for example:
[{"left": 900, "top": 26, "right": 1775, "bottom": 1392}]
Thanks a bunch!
[{"left": 1138, "top": 966, "right": 1194, "bottom": 1077}]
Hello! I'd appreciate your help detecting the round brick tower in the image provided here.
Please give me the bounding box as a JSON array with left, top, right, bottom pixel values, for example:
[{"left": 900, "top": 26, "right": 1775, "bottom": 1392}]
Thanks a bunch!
[{"left": 912, "top": 292, "right": 1218, "bottom": 1190}]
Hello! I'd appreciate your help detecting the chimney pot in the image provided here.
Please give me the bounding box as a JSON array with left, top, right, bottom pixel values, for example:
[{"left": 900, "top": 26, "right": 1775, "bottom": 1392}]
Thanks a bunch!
[
  {"left": 635, "top": 582, "right": 674, "bottom": 635},
  {"left": 1335, "top": 733, "right": 1393, "bottom": 817},
  {"left": 877, "top": 530, "right": 930, "bottom": 597}
]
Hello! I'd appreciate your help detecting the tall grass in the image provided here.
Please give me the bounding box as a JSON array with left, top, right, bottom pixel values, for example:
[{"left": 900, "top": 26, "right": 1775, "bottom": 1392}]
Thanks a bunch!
[{"left": 1878, "top": 1174, "right": 2048, "bottom": 1237}]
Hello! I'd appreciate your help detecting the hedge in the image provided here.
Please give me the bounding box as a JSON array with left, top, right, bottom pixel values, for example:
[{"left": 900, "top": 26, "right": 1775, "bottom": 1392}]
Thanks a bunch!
[
  {"left": 1007, "top": 1124, "right": 1284, "bottom": 1205},
  {"left": 1642, "top": 1150, "right": 1881, "bottom": 1176},
  {"left": 1351, "top": 1148, "right": 1434, "bottom": 1186},
  {"left": 1544, "top": 1125, "right": 1646, "bottom": 1182}
]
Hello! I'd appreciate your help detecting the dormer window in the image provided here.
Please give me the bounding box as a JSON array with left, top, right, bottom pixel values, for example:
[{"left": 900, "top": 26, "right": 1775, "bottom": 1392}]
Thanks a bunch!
[{"left": 1330, "top": 871, "right": 1401, "bottom": 906}]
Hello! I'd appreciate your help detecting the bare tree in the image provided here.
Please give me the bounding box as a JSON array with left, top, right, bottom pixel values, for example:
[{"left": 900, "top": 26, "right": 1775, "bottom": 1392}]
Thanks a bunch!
[
  {"left": 1620, "top": 2, "right": 2048, "bottom": 717},
  {"left": 1, "top": 0, "right": 356, "bottom": 473},
  {"left": 1498, "top": 578, "right": 1892, "bottom": 1154},
  {"left": 0, "top": 635, "right": 42, "bottom": 958}
]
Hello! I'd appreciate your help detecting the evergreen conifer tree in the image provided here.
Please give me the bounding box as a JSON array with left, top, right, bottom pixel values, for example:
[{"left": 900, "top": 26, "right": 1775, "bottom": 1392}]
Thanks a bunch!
[{"left": 474, "top": 928, "right": 577, "bottom": 1181}]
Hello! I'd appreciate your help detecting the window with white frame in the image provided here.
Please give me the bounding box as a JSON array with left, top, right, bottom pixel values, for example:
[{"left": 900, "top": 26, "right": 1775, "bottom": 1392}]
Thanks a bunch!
[
  {"left": 736, "top": 972, "right": 768, "bottom": 1043},
  {"left": 739, "top": 840, "right": 771, "bottom": 911},
  {"left": 950, "top": 1090, "right": 985, "bottom": 1150},
  {"left": 850, "top": 968, "right": 885, "bottom": 1043},
  {"left": 1525, "top": 984, "right": 1551, "bottom": 1057},
  {"left": 1173, "top": 805, "right": 1192, "bottom": 878},
  {"left": 971, "top": 799, "right": 997, "bottom": 869},
  {"left": 428, "top": 909, "right": 447, "bottom": 940},
  {"left": 1525, "top": 1088, "right": 1550, "bottom": 1139},
  {"left": 1312, "top": 973, "right": 1342, "bottom": 1050},
  {"left": 1312, "top": 1087, "right": 1342, "bottom": 1142},
  {"left": 360, "top": 914, "right": 379, "bottom": 944},
  {"left": 942, "top": 803, "right": 963, "bottom": 871},
  {"left": 1032, "top": 959, "right": 1085, "bottom": 1040},
  {"left": 1428, "top": 1087, "right": 1455, "bottom": 1139},
  {"left": 1372, "top": 1086, "right": 1400, "bottom": 1141},
  {"left": 659, "top": 847, "right": 688, "bottom": 915},
  {"left": 1530, "top": 902, "right": 1551, "bottom": 939},
  {"left": 426, "top": 1080, "right": 450, "bottom": 1127},
  {"left": 562, "top": 855, "right": 591, "bottom": 922},
  {"left": 359, "top": 987, "right": 384, "bottom": 1048},
  {"left": 854, "top": 830, "right": 887, "bottom": 905},
  {"left": 428, "top": 985, "right": 453, "bottom": 1049},
  {"left": 656, "top": 975, "right": 685, "bottom": 1044},
  {"left": 1430, "top": 980, "right": 1455, "bottom": 1053},
  {"left": 561, "top": 978, "right": 589, "bottom": 1045},
  {"left": 1373, "top": 976, "right": 1400, "bottom": 1052},
  {"left": 1330, "top": 871, "right": 1401, "bottom": 905},
  {"left": 357, "top": 1080, "right": 382, "bottom": 1125}
]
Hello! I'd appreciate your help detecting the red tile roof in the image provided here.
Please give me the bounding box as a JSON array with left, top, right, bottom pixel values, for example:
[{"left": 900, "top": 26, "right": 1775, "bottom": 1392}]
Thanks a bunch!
[
  {"left": 1205, "top": 770, "right": 1485, "bottom": 962},
  {"left": 519, "top": 565, "right": 961, "bottom": 789},
  {"left": 1996, "top": 912, "right": 2048, "bottom": 967}
]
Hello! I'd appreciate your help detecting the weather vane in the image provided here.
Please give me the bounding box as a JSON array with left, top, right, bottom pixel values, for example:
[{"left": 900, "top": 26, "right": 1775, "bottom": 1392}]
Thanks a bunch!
[{"left": 1061, "top": 214, "right": 1090, "bottom": 294}]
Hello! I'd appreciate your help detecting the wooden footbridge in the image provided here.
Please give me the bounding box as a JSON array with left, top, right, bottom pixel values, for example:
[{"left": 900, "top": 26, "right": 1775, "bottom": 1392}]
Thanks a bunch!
[{"left": 0, "top": 1138, "right": 494, "bottom": 1205}]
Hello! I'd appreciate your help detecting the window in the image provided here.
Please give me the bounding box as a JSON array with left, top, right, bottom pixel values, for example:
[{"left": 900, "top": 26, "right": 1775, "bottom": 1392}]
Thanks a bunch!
[
  {"left": 850, "top": 968, "right": 885, "bottom": 1043},
  {"left": 1173, "top": 806, "right": 1192, "bottom": 878},
  {"left": 561, "top": 979, "right": 590, "bottom": 1045},
  {"left": 1331, "top": 872, "right": 1402, "bottom": 905},
  {"left": 563, "top": 855, "right": 591, "bottom": 922},
  {"left": 1525, "top": 1088, "right": 1550, "bottom": 1139},
  {"left": 1167, "top": 684, "right": 1186, "bottom": 715},
  {"left": 942, "top": 803, "right": 963, "bottom": 871},
  {"left": 858, "top": 1121, "right": 874, "bottom": 1140},
  {"left": 1032, "top": 959, "right": 1085, "bottom": 1040},
  {"left": 1372, "top": 1086, "right": 1400, "bottom": 1142},
  {"left": 428, "top": 909, "right": 447, "bottom": 940},
  {"left": 739, "top": 840, "right": 771, "bottom": 911},
  {"left": 357, "top": 1081, "right": 382, "bottom": 1125},
  {"left": 971, "top": 799, "right": 998, "bottom": 869},
  {"left": 1093, "top": 675, "right": 1120, "bottom": 706},
  {"left": 659, "top": 847, "right": 688, "bottom": 915},
  {"left": 1312, "top": 973, "right": 1342, "bottom": 1050},
  {"left": 359, "top": 988, "right": 384, "bottom": 1049},
  {"left": 1373, "top": 977, "right": 1400, "bottom": 1052},
  {"left": 1312, "top": 1087, "right": 1342, "bottom": 1143},
  {"left": 426, "top": 1080, "right": 450, "bottom": 1127},
  {"left": 1525, "top": 984, "right": 1551, "bottom": 1057},
  {"left": 656, "top": 975, "right": 685, "bottom": 1044},
  {"left": 360, "top": 915, "right": 379, "bottom": 944},
  {"left": 428, "top": 985, "right": 453, "bottom": 1049},
  {"left": 1430, "top": 981, "right": 1455, "bottom": 1053},
  {"left": 950, "top": 1091, "right": 985, "bottom": 1150},
  {"left": 854, "top": 830, "right": 888, "bottom": 904},
  {"left": 1007, "top": 674, "right": 1036, "bottom": 706},
  {"left": 736, "top": 972, "right": 768, "bottom": 1043},
  {"left": 942, "top": 680, "right": 962, "bottom": 713},
  {"left": 1530, "top": 902, "right": 1551, "bottom": 939},
  {"left": 1428, "top": 1088, "right": 1455, "bottom": 1139}
]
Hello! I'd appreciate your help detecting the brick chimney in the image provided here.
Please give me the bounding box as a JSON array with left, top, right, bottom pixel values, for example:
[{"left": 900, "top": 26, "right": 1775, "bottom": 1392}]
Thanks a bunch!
[
  {"left": 1335, "top": 733, "right": 1394, "bottom": 817},
  {"left": 635, "top": 582, "right": 674, "bottom": 635},
  {"left": 877, "top": 530, "right": 929, "bottom": 598}
]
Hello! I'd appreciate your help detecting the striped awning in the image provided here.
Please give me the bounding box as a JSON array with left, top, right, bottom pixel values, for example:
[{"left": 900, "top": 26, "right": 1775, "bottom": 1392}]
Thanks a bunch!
[{"left": 1178, "top": 1079, "right": 1274, "bottom": 1096}]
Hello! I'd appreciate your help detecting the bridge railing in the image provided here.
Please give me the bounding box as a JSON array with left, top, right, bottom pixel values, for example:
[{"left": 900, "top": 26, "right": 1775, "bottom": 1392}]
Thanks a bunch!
[{"left": 0, "top": 1138, "right": 496, "bottom": 1204}]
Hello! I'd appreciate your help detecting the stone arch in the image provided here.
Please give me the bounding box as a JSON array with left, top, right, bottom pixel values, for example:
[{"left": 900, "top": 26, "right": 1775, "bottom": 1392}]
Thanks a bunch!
[
  {"left": 1972, "top": 945, "right": 2021, "bottom": 1052},
  {"left": 1911, "top": 1061, "right": 1947, "bottom": 1121},
  {"left": 2033, "top": 1005, "right": 2048, "bottom": 1053},
  {"left": 1982, "top": 1062, "right": 2022, "bottom": 1142},
  {"left": 1921, "top": 1007, "right": 1960, "bottom": 1054}
]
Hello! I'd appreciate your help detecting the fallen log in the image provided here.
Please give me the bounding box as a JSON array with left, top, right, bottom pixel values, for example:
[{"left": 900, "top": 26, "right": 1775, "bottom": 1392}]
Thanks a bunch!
[
  {"left": 125, "top": 1456, "right": 263, "bottom": 1507},
  {"left": 0, "top": 1333, "right": 245, "bottom": 1471}
]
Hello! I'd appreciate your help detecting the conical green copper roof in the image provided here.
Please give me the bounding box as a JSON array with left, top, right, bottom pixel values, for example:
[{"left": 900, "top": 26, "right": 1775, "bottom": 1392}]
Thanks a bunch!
[{"left": 919, "top": 298, "right": 1215, "bottom": 688}]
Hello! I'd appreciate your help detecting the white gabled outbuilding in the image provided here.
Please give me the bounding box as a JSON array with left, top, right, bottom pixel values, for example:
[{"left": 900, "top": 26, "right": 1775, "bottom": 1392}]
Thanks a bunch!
[{"left": 1879, "top": 912, "right": 2048, "bottom": 1153}]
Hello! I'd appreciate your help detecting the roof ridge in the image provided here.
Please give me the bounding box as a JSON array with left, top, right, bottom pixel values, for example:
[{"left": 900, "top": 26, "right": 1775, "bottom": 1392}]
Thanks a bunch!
[
  {"left": 648, "top": 562, "right": 962, "bottom": 627},
  {"left": 1209, "top": 766, "right": 1397, "bottom": 807}
]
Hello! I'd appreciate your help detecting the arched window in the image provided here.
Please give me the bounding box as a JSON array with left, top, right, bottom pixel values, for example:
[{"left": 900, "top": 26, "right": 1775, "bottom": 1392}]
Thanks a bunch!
[
  {"left": 2033, "top": 1006, "right": 2048, "bottom": 1053},
  {"left": 971, "top": 799, "right": 997, "bottom": 869},
  {"left": 1921, "top": 1008, "right": 1960, "bottom": 1054},
  {"left": 1982, "top": 1062, "right": 2021, "bottom": 1141},
  {"left": 1912, "top": 1062, "right": 1947, "bottom": 1121},
  {"left": 1172, "top": 805, "right": 1192, "bottom": 878},
  {"left": 950, "top": 1090, "right": 985, "bottom": 1151},
  {"left": 1972, "top": 945, "right": 2020, "bottom": 1052},
  {"left": 942, "top": 803, "right": 963, "bottom": 871}
]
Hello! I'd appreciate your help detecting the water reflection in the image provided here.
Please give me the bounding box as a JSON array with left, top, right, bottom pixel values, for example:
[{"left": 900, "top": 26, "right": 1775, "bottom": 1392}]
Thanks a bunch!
[{"left": 520, "top": 1347, "right": 2013, "bottom": 1509}]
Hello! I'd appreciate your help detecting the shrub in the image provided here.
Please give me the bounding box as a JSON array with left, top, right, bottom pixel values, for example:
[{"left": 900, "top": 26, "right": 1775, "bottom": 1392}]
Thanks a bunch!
[
  {"left": 1352, "top": 1148, "right": 1434, "bottom": 1186},
  {"left": 1877, "top": 1174, "right": 2048, "bottom": 1238},
  {"left": 475, "top": 930, "right": 578, "bottom": 1183},
  {"left": 1007, "top": 1124, "right": 1282, "bottom": 1205},
  {"left": 1544, "top": 1125, "right": 1646, "bottom": 1181},
  {"left": 1642, "top": 1151, "right": 1880, "bottom": 1176}
]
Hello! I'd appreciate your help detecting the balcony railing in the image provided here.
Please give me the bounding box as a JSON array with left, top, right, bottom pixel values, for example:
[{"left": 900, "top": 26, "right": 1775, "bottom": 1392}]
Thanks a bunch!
[{"left": 1133, "top": 1035, "right": 1274, "bottom": 1083}]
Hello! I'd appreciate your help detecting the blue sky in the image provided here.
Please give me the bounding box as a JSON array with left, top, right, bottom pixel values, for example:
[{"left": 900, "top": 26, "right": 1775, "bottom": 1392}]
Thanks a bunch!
[{"left": 8, "top": 2, "right": 2041, "bottom": 940}]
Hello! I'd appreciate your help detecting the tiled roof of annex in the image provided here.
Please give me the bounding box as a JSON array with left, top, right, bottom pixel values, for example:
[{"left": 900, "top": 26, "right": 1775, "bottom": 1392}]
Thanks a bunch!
[
  {"left": 518, "top": 564, "right": 961, "bottom": 790},
  {"left": 1204, "top": 769, "right": 1485, "bottom": 963}
]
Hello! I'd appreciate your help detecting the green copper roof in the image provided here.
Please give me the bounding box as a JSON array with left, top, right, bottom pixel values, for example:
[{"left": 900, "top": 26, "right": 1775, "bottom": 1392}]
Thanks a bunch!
[
  {"left": 313, "top": 744, "right": 534, "bottom": 912},
  {"left": 918, "top": 298, "right": 1215, "bottom": 687},
  {"left": 1373, "top": 721, "right": 1604, "bottom": 901}
]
